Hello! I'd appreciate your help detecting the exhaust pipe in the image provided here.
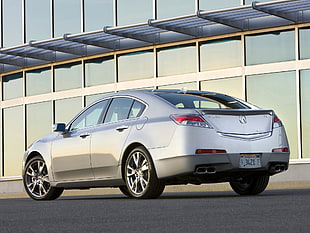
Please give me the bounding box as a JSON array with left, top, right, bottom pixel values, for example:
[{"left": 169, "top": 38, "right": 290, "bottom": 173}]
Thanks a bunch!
[
  {"left": 195, "top": 166, "right": 216, "bottom": 175},
  {"left": 269, "top": 164, "right": 286, "bottom": 174}
]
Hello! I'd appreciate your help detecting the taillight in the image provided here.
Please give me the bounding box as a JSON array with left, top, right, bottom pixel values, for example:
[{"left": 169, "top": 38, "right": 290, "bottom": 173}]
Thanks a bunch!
[
  {"left": 272, "top": 148, "right": 289, "bottom": 153},
  {"left": 196, "top": 149, "right": 227, "bottom": 154},
  {"left": 273, "top": 114, "right": 283, "bottom": 128},
  {"left": 170, "top": 114, "right": 210, "bottom": 128}
]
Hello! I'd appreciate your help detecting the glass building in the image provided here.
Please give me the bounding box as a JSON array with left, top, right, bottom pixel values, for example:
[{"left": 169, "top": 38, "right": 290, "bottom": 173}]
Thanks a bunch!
[{"left": 0, "top": 0, "right": 310, "bottom": 183}]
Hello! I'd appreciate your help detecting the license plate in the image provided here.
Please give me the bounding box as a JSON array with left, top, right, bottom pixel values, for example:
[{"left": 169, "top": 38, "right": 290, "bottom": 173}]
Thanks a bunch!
[{"left": 239, "top": 154, "right": 262, "bottom": 168}]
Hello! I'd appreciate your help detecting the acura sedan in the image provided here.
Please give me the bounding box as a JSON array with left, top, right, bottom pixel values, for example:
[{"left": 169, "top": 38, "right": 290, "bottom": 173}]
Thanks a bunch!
[{"left": 22, "top": 89, "right": 290, "bottom": 200}]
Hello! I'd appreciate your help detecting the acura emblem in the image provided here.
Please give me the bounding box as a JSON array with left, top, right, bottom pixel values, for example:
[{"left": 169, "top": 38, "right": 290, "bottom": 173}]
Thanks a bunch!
[{"left": 239, "top": 115, "right": 247, "bottom": 124}]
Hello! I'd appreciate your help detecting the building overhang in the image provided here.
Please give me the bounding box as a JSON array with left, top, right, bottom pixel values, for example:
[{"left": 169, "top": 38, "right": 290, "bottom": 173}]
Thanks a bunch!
[{"left": 0, "top": 0, "right": 310, "bottom": 74}]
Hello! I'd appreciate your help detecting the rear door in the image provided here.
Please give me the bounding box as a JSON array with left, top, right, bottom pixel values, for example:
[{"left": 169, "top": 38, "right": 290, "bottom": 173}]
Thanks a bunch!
[{"left": 91, "top": 97, "right": 146, "bottom": 179}]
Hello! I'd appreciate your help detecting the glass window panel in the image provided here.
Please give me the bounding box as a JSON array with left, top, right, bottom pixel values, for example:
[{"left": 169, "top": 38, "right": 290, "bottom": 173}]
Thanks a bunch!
[
  {"left": 26, "top": 0, "right": 51, "bottom": 41},
  {"left": 200, "top": 77, "right": 243, "bottom": 99},
  {"left": 70, "top": 100, "right": 108, "bottom": 130},
  {"left": 300, "top": 70, "right": 310, "bottom": 158},
  {"left": 117, "top": 0, "right": 152, "bottom": 26},
  {"left": 55, "top": 62, "right": 82, "bottom": 92},
  {"left": 157, "top": 0, "right": 195, "bottom": 19},
  {"left": 157, "top": 45, "right": 196, "bottom": 77},
  {"left": 85, "top": 93, "right": 110, "bottom": 106},
  {"left": 26, "top": 68, "right": 52, "bottom": 96},
  {"left": 104, "top": 97, "right": 134, "bottom": 123},
  {"left": 246, "top": 71, "right": 298, "bottom": 158},
  {"left": 2, "top": 73, "right": 23, "bottom": 100},
  {"left": 85, "top": 0, "right": 114, "bottom": 31},
  {"left": 3, "top": 106, "right": 24, "bottom": 176},
  {"left": 199, "top": 0, "right": 240, "bottom": 11},
  {"left": 246, "top": 31, "right": 295, "bottom": 65},
  {"left": 129, "top": 101, "right": 146, "bottom": 118},
  {"left": 118, "top": 51, "right": 153, "bottom": 82},
  {"left": 158, "top": 82, "right": 197, "bottom": 90},
  {"left": 85, "top": 57, "right": 114, "bottom": 87},
  {"left": 54, "top": 0, "right": 81, "bottom": 37},
  {"left": 200, "top": 37, "right": 242, "bottom": 71},
  {"left": 55, "top": 97, "right": 83, "bottom": 123},
  {"left": 26, "top": 101, "right": 53, "bottom": 147},
  {"left": 245, "top": 0, "right": 277, "bottom": 4},
  {"left": 3, "top": 0, "right": 23, "bottom": 47},
  {"left": 299, "top": 28, "right": 310, "bottom": 60}
]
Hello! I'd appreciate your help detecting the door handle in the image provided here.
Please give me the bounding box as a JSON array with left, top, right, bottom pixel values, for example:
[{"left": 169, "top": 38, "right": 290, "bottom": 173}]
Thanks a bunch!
[
  {"left": 79, "top": 133, "right": 90, "bottom": 138},
  {"left": 116, "top": 125, "right": 129, "bottom": 132}
]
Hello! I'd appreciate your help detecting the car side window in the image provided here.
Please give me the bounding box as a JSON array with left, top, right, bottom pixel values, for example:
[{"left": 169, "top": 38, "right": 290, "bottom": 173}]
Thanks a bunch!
[
  {"left": 70, "top": 100, "right": 108, "bottom": 131},
  {"left": 104, "top": 97, "right": 134, "bottom": 123},
  {"left": 129, "top": 100, "right": 146, "bottom": 118}
]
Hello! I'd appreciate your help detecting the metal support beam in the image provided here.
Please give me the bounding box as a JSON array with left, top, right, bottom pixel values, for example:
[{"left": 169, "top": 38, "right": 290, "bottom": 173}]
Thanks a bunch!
[
  {"left": 30, "top": 38, "right": 86, "bottom": 57},
  {"left": 252, "top": 1, "right": 301, "bottom": 23},
  {"left": 1, "top": 46, "right": 54, "bottom": 62},
  {"left": 197, "top": 10, "right": 245, "bottom": 30},
  {"left": 104, "top": 26, "right": 158, "bottom": 44},
  {"left": 0, "top": 55, "right": 24, "bottom": 67},
  {"left": 64, "top": 33, "right": 119, "bottom": 50},
  {"left": 148, "top": 19, "right": 200, "bottom": 38}
]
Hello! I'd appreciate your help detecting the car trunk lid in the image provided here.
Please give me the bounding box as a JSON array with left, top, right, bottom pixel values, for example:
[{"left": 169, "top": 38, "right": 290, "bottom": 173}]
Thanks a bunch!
[{"left": 197, "top": 109, "right": 274, "bottom": 140}]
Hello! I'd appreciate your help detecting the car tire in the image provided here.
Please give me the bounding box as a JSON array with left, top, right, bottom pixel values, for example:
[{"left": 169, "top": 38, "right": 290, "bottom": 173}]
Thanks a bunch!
[
  {"left": 124, "top": 146, "right": 165, "bottom": 199},
  {"left": 230, "top": 175, "right": 270, "bottom": 195},
  {"left": 23, "top": 156, "right": 64, "bottom": 200},
  {"left": 119, "top": 186, "right": 132, "bottom": 197}
]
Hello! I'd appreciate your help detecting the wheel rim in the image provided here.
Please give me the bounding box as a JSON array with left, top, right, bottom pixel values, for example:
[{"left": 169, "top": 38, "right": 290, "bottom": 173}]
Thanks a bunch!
[
  {"left": 25, "top": 159, "right": 51, "bottom": 198},
  {"left": 126, "top": 151, "right": 150, "bottom": 196}
]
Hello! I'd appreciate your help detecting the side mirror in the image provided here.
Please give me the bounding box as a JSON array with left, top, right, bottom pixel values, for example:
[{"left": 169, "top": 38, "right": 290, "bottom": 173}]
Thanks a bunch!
[{"left": 53, "top": 123, "right": 67, "bottom": 132}]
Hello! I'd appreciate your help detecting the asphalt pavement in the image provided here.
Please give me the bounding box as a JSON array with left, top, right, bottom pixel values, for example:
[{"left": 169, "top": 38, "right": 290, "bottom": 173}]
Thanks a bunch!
[{"left": 0, "top": 188, "right": 309, "bottom": 233}]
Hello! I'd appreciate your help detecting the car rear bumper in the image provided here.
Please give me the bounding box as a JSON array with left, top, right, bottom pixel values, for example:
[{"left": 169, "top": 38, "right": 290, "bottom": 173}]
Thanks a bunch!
[{"left": 153, "top": 152, "right": 290, "bottom": 180}]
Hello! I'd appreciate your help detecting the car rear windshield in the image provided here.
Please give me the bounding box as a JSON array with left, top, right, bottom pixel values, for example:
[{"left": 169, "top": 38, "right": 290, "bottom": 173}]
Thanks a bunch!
[{"left": 155, "top": 92, "right": 249, "bottom": 109}]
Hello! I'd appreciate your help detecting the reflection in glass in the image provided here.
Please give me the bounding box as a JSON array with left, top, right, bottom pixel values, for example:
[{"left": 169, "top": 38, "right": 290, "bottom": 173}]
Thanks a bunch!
[
  {"left": 246, "top": 31, "right": 295, "bottom": 65},
  {"left": 200, "top": 77, "right": 243, "bottom": 99},
  {"left": 85, "top": 57, "right": 114, "bottom": 87},
  {"left": 26, "top": 101, "right": 53, "bottom": 147},
  {"left": 299, "top": 28, "right": 310, "bottom": 60},
  {"left": 118, "top": 51, "right": 153, "bottom": 82},
  {"left": 55, "top": 97, "right": 83, "bottom": 123},
  {"left": 2, "top": 73, "right": 23, "bottom": 100},
  {"left": 157, "top": 0, "right": 195, "bottom": 19},
  {"left": 26, "top": 68, "right": 52, "bottom": 96},
  {"left": 26, "top": 0, "right": 51, "bottom": 41},
  {"left": 54, "top": 0, "right": 81, "bottom": 37},
  {"left": 199, "top": 0, "right": 240, "bottom": 11},
  {"left": 200, "top": 37, "right": 242, "bottom": 71},
  {"left": 85, "top": 0, "right": 114, "bottom": 31},
  {"left": 3, "top": 106, "right": 24, "bottom": 176},
  {"left": 104, "top": 98, "right": 134, "bottom": 123},
  {"left": 3, "top": 0, "right": 23, "bottom": 47},
  {"left": 55, "top": 62, "right": 82, "bottom": 92},
  {"left": 300, "top": 70, "right": 310, "bottom": 158},
  {"left": 157, "top": 45, "right": 196, "bottom": 77},
  {"left": 70, "top": 100, "right": 108, "bottom": 130},
  {"left": 246, "top": 71, "right": 298, "bottom": 158},
  {"left": 117, "top": 0, "right": 152, "bottom": 26}
]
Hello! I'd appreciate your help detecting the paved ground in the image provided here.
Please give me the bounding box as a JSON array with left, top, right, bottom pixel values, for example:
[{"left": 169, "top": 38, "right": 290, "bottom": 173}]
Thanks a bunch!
[{"left": 0, "top": 188, "right": 310, "bottom": 233}]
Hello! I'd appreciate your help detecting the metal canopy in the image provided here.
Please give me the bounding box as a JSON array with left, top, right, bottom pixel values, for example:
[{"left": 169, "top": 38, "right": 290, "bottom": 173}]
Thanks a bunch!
[{"left": 1, "top": 0, "right": 310, "bottom": 74}]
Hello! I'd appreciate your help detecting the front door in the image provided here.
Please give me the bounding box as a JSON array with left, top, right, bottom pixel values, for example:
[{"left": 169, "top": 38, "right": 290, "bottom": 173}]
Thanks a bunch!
[{"left": 51, "top": 99, "right": 109, "bottom": 181}]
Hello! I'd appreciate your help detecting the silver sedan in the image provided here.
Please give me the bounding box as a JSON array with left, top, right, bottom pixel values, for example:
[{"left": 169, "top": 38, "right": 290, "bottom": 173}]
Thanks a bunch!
[{"left": 22, "top": 90, "right": 290, "bottom": 200}]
